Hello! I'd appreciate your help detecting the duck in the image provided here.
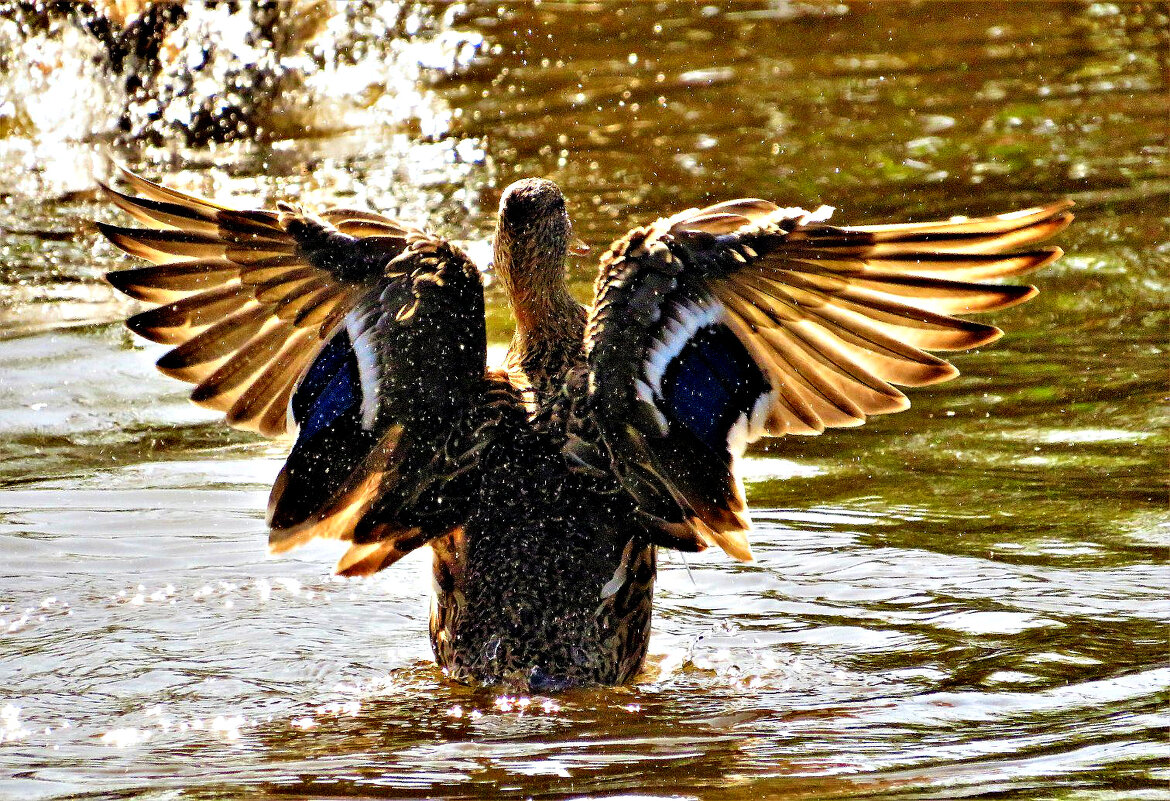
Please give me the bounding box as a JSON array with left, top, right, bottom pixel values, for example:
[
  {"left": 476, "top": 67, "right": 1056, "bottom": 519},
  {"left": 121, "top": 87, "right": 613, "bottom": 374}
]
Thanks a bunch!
[{"left": 96, "top": 166, "right": 1071, "bottom": 690}]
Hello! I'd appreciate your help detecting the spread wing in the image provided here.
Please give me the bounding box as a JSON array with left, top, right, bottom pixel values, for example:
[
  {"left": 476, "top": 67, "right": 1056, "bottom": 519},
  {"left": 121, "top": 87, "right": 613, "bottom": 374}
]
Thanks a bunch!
[
  {"left": 584, "top": 198, "right": 1072, "bottom": 561},
  {"left": 98, "top": 166, "right": 495, "bottom": 576}
]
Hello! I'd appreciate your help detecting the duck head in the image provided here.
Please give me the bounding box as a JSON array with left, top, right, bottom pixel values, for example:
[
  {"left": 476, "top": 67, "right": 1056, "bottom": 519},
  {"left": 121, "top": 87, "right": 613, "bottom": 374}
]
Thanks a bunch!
[{"left": 493, "top": 178, "right": 585, "bottom": 338}]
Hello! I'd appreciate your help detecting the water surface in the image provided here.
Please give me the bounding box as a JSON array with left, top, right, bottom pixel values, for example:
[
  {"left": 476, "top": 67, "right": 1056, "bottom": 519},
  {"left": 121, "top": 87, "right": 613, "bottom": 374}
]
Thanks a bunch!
[{"left": 0, "top": 2, "right": 1166, "bottom": 799}]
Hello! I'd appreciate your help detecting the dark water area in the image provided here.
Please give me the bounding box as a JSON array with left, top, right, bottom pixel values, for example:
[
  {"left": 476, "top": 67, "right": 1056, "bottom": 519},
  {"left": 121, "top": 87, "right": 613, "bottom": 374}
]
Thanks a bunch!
[{"left": 0, "top": 1, "right": 1166, "bottom": 799}]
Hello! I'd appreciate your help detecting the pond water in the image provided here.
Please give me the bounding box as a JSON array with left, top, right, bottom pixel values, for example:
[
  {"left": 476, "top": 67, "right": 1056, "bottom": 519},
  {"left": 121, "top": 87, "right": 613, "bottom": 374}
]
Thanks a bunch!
[{"left": 0, "top": 1, "right": 1167, "bottom": 799}]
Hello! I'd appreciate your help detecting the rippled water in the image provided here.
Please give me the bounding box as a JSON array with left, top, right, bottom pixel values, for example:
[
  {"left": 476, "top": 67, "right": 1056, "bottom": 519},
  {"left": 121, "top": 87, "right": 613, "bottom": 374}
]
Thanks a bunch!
[{"left": 0, "top": 2, "right": 1167, "bottom": 799}]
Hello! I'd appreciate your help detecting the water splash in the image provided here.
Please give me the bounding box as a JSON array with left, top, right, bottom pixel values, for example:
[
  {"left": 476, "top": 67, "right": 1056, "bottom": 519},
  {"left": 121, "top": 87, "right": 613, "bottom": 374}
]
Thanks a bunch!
[
  {"left": 0, "top": 1, "right": 484, "bottom": 198},
  {"left": 1, "top": 1, "right": 481, "bottom": 145}
]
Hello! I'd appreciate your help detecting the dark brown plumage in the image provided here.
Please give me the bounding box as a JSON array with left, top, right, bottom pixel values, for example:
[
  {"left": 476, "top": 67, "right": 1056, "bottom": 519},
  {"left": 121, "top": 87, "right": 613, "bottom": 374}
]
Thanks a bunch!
[{"left": 96, "top": 165, "right": 1071, "bottom": 688}]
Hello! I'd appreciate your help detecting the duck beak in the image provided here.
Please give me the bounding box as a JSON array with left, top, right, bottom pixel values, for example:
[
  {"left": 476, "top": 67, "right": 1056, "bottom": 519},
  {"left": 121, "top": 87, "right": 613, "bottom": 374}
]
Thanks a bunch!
[{"left": 569, "top": 237, "right": 590, "bottom": 256}]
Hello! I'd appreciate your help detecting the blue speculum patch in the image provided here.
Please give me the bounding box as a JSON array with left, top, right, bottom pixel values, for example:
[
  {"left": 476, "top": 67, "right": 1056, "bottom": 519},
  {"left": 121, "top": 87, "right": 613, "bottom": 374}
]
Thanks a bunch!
[
  {"left": 661, "top": 324, "right": 769, "bottom": 451},
  {"left": 293, "top": 329, "right": 361, "bottom": 440}
]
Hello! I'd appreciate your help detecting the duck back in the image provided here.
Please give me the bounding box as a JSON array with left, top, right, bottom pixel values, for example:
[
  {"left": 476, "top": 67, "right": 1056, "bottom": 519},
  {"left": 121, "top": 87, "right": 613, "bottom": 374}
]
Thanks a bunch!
[{"left": 429, "top": 411, "right": 656, "bottom": 690}]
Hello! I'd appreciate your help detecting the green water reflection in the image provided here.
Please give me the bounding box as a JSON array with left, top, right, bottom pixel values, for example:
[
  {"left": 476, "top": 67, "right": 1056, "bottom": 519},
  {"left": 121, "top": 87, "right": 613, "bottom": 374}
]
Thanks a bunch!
[{"left": 0, "top": 1, "right": 1166, "bottom": 799}]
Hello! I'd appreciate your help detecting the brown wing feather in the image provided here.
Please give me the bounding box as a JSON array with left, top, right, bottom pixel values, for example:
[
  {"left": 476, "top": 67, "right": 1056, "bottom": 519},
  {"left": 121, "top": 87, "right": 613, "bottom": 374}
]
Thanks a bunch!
[
  {"left": 586, "top": 199, "right": 1071, "bottom": 559},
  {"left": 99, "top": 166, "right": 497, "bottom": 577},
  {"left": 97, "top": 165, "right": 423, "bottom": 436}
]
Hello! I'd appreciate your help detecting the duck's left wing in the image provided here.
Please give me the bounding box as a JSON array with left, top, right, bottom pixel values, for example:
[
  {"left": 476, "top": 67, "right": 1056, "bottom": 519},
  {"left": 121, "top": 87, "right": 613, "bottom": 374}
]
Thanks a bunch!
[
  {"left": 97, "top": 166, "right": 492, "bottom": 576},
  {"left": 583, "top": 199, "right": 1071, "bottom": 560}
]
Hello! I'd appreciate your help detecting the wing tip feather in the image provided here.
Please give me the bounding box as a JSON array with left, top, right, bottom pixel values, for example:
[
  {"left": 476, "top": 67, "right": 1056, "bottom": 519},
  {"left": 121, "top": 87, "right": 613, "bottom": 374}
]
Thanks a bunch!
[
  {"left": 105, "top": 268, "right": 149, "bottom": 300},
  {"left": 125, "top": 308, "right": 177, "bottom": 343},
  {"left": 694, "top": 515, "right": 755, "bottom": 562},
  {"left": 334, "top": 540, "right": 410, "bottom": 577}
]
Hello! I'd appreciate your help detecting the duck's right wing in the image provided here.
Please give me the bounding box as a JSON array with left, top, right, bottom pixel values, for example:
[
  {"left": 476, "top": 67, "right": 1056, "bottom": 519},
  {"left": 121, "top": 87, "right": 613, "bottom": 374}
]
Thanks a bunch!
[
  {"left": 98, "top": 166, "right": 496, "bottom": 576},
  {"left": 583, "top": 199, "right": 1071, "bottom": 560}
]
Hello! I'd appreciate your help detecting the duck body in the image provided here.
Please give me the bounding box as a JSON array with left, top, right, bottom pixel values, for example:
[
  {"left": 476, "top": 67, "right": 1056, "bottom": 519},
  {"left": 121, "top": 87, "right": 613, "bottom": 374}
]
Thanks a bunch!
[
  {"left": 428, "top": 179, "right": 656, "bottom": 688},
  {"left": 429, "top": 413, "right": 654, "bottom": 688},
  {"left": 424, "top": 344, "right": 651, "bottom": 688},
  {"left": 96, "top": 168, "right": 1070, "bottom": 689}
]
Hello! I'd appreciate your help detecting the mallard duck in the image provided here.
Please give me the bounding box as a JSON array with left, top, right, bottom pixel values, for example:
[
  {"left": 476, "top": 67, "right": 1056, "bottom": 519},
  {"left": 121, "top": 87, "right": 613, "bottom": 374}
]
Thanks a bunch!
[{"left": 96, "top": 166, "right": 1071, "bottom": 689}]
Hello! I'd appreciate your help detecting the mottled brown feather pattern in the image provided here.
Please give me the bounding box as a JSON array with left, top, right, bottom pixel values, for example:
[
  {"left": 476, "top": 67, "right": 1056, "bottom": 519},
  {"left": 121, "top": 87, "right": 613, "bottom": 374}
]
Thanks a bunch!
[
  {"left": 585, "top": 199, "right": 1070, "bottom": 559},
  {"left": 98, "top": 164, "right": 1069, "bottom": 689},
  {"left": 96, "top": 166, "right": 430, "bottom": 436}
]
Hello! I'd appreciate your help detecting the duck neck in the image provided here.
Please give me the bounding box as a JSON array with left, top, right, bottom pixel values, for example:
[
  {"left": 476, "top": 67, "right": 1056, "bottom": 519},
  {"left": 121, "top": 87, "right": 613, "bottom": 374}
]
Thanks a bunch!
[{"left": 505, "top": 281, "right": 586, "bottom": 399}]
